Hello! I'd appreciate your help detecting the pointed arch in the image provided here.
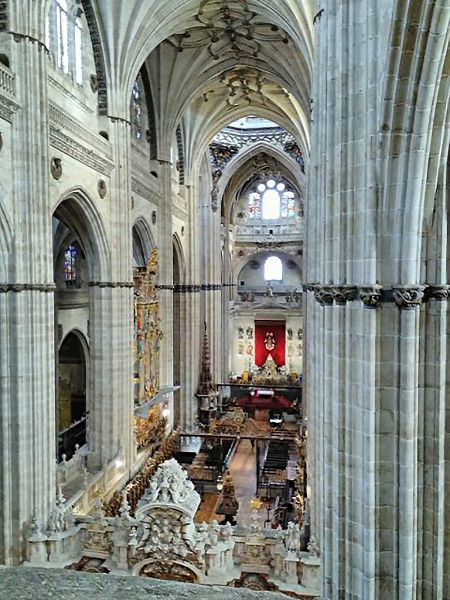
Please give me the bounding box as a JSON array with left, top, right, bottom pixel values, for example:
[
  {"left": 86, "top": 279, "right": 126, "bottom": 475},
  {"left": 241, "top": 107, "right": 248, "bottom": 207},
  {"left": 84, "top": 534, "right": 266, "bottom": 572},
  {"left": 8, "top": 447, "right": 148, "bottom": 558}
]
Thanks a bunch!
[
  {"left": 140, "top": 63, "right": 158, "bottom": 159},
  {"left": 79, "top": 0, "right": 108, "bottom": 115},
  {"left": 0, "top": 201, "right": 12, "bottom": 282},
  {"left": 379, "top": 0, "right": 450, "bottom": 282},
  {"left": 172, "top": 232, "right": 186, "bottom": 284},
  {"left": 52, "top": 187, "right": 110, "bottom": 281},
  {"left": 132, "top": 216, "right": 155, "bottom": 267}
]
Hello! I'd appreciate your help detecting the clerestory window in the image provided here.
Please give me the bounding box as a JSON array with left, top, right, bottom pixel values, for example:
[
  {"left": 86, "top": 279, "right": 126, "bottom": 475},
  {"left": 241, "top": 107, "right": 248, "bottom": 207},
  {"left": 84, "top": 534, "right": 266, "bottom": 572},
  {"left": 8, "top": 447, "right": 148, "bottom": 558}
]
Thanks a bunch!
[{"left": 47, "top": 0, "right": 84, "bottom": 85}]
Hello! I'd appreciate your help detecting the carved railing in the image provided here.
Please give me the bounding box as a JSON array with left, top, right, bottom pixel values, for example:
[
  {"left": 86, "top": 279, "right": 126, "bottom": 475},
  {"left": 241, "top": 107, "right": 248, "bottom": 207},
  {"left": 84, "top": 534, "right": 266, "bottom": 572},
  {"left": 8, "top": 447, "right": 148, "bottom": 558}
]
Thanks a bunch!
[{"left": 0, "top": 63, "right": 15, "bottom": 96}]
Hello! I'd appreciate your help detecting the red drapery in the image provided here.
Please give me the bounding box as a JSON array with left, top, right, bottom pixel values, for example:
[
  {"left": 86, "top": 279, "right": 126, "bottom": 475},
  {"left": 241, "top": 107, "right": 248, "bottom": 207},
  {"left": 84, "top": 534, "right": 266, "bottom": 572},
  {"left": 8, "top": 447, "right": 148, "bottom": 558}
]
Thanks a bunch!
[{"left": 255, "top": 320, "right": 286, "bottom": 367}]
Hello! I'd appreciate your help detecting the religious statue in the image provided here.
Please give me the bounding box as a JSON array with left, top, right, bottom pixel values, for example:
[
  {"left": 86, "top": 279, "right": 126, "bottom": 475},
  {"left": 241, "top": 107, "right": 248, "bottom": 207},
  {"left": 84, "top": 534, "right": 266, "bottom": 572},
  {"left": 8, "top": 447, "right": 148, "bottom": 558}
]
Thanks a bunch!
[
  {"left": 265, "top": 283, "right": 274, "bottom": 298},
  {"left": 287, "top": 327, "right": 293, "bottom": 340},
  {"left": 238, "top": 342, "right": 244, "bottom": 355},
  {"left": 264, "top": 331, "right": 276, "bottom": 351},
  {"left": 246, "top": 341, "right": 253, "bottom": 355},
  {"left": 246, "top": 326, "right": 253, "bottom": 338},
  {"left": 238, "top": 327, "right": 244, "bottom": 339}
]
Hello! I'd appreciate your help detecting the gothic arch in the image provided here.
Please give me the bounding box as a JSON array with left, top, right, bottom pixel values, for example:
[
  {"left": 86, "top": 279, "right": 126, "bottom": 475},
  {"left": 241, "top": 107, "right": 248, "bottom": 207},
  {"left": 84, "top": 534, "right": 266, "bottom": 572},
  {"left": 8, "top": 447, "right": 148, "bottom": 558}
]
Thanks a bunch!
[
  {"left": 132, "top": 217, "right": 155, "bottom": 267},
  {"left": 219, "top": 143, "right": 305, "bottom": 222},
  {"left": 0, "top": 201, "right": 12, "bottom": 282},
  {"left": 52, "top": 187, "right": 110, "bottom": 281},
  {"left": 379, "top": 0, "right": 450, "bottom": 282},
  {"left": 188, "top": 104, "right": 306, "bottom": 179},
  {"left": 57, "top": 329, "right": 89, "bottom": 460},
  {"left": 172, "top": 233, "right": 186, "bottom": 283},
  {"left": 79, "top": 0, "right": 109, "bottom": 115},
  {"left": 140, "top": 63, "right": 158, "bottom": 159},
  {"left": 120, "top": 0, "right": 315, "bottom": 121}
]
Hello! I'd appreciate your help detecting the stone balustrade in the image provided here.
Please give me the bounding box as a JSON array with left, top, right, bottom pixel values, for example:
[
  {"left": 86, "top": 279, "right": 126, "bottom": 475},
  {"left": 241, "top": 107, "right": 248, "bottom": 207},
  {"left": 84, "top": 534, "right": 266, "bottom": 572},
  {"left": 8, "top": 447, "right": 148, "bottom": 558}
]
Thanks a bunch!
[{"left": 0, "top": 63, "right": 15, "bottom": 96}]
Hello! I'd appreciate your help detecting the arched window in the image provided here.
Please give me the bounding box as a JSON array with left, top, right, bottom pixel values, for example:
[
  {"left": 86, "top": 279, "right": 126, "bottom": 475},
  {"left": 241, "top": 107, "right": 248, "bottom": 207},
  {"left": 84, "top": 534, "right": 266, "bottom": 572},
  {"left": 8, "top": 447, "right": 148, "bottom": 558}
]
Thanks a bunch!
[
  {"left": 264, "top": 256, "right": 283, "bottom": 281},
  {"left": 47, "top": 0, "right": 84, "bottom": 84},
  {"left": 262, "top": 187, "right": 280, "bottom": 219}
]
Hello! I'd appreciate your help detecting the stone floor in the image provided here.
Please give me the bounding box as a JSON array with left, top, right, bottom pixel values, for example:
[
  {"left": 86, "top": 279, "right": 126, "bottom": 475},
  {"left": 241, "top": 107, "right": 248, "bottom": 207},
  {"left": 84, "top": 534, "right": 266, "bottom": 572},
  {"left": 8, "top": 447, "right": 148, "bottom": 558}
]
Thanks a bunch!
[
  {"left": 0, "top": 567, "right": 291, "bottom": 599},
  {"left": 194, "top": 417, "right": 298, "bottom": 526}
]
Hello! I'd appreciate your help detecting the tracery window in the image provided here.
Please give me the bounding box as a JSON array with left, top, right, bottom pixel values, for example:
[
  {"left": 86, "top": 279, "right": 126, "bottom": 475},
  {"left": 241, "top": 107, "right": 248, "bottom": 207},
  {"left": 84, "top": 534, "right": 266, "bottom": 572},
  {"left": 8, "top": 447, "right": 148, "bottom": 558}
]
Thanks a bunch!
[
  {"left": 248, "top": 179, "right": 296, "bottom": 220},
  {"left": 264, "top": 256, "right": 283, "bottom": 281},
  {"left": 47, "top": 0, "right": 84, "bottom": 84}
]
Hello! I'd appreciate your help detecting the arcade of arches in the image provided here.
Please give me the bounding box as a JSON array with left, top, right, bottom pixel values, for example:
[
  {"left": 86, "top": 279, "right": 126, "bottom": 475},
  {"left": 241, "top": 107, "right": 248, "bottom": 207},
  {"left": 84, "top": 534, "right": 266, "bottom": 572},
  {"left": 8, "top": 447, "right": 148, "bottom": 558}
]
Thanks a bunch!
[{"left": 0, "top": 1, "right": 449, "bottom": 599}]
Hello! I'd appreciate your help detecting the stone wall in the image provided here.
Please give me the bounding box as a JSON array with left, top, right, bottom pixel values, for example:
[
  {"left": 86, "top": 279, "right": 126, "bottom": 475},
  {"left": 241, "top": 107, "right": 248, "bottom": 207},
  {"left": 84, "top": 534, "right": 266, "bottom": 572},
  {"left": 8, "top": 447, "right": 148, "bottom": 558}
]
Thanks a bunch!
[{"left": 0, "top": 568, "right": 291, "bottom": 600}]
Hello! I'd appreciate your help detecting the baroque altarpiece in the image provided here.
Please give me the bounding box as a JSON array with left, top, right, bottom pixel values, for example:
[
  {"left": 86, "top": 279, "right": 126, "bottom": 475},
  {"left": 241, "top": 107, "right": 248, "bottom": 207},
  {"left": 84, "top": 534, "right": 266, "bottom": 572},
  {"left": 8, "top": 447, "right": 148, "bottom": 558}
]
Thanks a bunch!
[{"left": 133, "top": 249, "right": 165, "bottom": 449}]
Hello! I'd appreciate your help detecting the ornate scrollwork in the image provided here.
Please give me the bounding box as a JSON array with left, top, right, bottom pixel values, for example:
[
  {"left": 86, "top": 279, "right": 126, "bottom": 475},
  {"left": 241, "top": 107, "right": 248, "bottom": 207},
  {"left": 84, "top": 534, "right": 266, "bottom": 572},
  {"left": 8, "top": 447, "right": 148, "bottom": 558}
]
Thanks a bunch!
[{"left": 393, "top": 286, "right": 425, "bottom": 309}]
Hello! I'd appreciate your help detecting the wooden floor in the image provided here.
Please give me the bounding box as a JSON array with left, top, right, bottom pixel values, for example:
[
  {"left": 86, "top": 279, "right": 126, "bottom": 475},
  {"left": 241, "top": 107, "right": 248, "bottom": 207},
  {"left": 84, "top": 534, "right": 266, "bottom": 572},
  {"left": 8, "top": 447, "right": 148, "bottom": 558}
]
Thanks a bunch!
[{"left": 194, "top": 492, "right": 220, "bottom": 523}]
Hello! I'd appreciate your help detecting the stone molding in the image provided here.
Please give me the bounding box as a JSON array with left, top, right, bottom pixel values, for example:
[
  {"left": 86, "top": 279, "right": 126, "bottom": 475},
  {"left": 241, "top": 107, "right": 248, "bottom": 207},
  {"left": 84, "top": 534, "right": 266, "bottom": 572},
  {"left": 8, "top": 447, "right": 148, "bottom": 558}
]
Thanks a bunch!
[
  {"left": 158, "top": 284, "right": 226, "bottom": 293},
  {"left": 88, "top": 281, "right": 134, "bottom": 288},
  {"left": 307, "top": 283, "right": 447, "bottom": 308},
  {"left": 0, "top": 283, "right": 56, "bottom": 293},
  {"left": 49, "top": 102, "right": 114, "bottom": 174}
]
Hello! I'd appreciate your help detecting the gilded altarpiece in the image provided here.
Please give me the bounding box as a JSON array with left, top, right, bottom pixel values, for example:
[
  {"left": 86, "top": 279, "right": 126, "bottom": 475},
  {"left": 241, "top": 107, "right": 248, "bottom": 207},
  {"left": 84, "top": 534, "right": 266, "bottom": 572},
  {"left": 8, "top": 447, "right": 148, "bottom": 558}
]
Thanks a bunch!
[{"left": 133, "top": 249, "right": 164, "bottom": 448}]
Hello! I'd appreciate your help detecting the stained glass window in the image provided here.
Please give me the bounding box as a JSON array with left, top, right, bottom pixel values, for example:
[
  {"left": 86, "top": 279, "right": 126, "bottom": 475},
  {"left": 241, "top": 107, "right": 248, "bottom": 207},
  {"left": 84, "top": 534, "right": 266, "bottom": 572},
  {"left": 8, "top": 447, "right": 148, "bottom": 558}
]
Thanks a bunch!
[
  {"left": 281, "top": 191, "right": 296, "bottom": 217},
  {"left": 131, "top": 77, "right": 144, "bottom": 140},
  {"left": 64, "top": 244, "right": 78, "bottom": 283},
  {"left": 248, "top": 192, "right": 261, "bottom": 218}
]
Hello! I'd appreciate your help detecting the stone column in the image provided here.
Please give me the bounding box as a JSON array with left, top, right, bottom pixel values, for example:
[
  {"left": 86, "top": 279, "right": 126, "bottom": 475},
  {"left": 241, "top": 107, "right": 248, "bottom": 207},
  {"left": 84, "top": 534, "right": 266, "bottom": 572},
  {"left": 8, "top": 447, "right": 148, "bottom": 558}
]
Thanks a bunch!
[
  {"left": 179, "top": 183, "right": 201, "bottom": 428},
  {"left": 199, "top": 166, "right": 222, "bottom": 384},
  {"left": 0, "top": 31, "right": 55, "bottom": 563},
  {"left": 157, "top": 159, "right": 174, "bottom": 427},
  {"left": 221, "top": 224, "right": 231, "bottom": 381},
  {"left": 88, "top": 116, "right": 134, "bottom": 470}
]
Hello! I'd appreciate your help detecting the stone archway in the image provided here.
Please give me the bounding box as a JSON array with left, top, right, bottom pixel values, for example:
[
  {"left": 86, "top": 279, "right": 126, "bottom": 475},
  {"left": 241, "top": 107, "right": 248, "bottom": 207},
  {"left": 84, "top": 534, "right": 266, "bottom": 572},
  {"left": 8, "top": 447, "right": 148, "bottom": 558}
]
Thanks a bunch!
[{"left": 57, "top": 331, "right": 88, "bottom": 461}]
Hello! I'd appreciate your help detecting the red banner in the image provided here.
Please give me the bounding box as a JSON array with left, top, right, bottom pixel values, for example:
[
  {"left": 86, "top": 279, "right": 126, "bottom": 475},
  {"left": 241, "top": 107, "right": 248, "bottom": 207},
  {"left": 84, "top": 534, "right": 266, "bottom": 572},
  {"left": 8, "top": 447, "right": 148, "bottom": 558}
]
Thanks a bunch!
[{"left": 255, "top": 320, "right": 286, "bottom": 367}]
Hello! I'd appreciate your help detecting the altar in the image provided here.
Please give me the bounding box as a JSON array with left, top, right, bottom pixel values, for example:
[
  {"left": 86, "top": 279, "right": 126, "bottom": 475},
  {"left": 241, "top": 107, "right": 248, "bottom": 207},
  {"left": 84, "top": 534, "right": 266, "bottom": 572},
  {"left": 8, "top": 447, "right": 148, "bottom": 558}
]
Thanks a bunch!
[{"left": 252, "top": 389, "right": 274, "bottom": 400}]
